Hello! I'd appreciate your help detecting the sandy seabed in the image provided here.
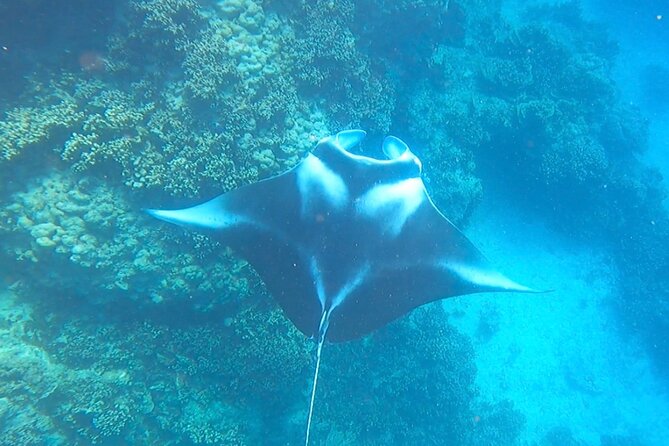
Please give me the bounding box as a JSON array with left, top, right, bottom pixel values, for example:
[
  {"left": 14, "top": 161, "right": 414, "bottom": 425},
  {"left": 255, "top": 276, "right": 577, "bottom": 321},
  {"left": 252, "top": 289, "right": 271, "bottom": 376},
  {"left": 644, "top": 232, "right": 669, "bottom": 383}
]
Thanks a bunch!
[{"left": 449, "top": 198, "right": 669, "bottom": 445}]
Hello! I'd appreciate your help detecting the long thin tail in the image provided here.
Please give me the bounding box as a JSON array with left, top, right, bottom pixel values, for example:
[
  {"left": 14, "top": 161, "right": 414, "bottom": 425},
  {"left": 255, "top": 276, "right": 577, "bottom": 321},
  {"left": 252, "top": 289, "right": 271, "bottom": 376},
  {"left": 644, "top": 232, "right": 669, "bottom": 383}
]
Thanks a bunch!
[{"left": 305, "top": 310, "right": 330, "bottom": 446}]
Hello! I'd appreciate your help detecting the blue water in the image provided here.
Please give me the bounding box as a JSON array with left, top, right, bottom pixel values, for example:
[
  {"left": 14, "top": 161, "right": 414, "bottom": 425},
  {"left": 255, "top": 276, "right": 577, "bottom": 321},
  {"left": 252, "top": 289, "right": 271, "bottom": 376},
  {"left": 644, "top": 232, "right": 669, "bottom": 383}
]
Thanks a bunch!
[{"left": 0, "top": 1, "right": 667, "bottom": 445}]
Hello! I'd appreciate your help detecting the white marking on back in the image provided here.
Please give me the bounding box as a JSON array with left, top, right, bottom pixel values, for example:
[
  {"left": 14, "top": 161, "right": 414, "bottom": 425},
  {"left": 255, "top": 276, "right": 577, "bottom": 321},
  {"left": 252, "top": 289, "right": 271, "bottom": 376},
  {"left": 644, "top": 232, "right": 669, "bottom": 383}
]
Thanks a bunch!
[
  {"left": 310, "top": 257, "right": 327, "bottom": 310},
  {"left": 147, "top": 203, "right": 243, "bottom": 230},
  {"left": 356, "top": 178, "right": 425, "bottom": 236},
  {"left": 331, "top": 263, "right": 370, "bottom": 310},
  {"left": 310, "top": 258, "right": 369, "bottom": 311},
  {"left": 443, "top": 261, "right": 534, "bottom": 292},
  {"left": 297, "top": 154, "right": 349, "bottom": 217}
]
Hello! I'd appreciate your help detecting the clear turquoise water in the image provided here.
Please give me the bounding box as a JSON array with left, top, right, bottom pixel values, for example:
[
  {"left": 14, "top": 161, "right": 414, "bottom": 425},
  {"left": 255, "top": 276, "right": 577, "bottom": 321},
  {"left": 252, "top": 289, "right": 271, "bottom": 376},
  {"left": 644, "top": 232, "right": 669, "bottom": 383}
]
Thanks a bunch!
[{"left": 0, "top": 1, "right": 667, "bottom": 445}]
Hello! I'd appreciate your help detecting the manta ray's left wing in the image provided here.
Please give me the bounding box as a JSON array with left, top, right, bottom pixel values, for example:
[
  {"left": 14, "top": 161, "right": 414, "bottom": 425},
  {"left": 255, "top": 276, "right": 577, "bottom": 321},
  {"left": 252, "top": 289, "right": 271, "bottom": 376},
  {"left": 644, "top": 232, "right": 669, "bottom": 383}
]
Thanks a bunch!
[{"left": 146, "top": 166, "right": 328, "bottom": 338}]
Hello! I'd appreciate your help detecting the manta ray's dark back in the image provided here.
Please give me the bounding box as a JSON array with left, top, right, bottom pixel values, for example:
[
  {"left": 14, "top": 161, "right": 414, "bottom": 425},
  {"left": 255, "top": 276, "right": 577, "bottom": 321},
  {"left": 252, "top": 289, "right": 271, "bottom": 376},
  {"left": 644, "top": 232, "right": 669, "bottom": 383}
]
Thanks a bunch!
[{"left": 147, "top": 130, "right": 538, "bottom": 342}]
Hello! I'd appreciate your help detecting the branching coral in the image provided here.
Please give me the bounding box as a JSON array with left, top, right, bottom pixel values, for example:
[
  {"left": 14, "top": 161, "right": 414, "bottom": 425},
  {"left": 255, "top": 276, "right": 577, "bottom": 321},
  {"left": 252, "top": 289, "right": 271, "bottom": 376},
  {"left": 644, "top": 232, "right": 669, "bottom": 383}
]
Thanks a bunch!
[
  {"left": 540, "top": 130, "right": 608, "bottom": 187},
  {"left": 0, "top": 316, "right": 62, "bottom": 446},
  {"left": 0, "top": 80, "right": 83, "bottom": 163},
  {"left": 0, "top": 74, "right": 311, "bottom": 197},
  {"left": 132, "top": 0, "right": 202, "bottom": 37},
  {"left": 417, "top": 134, "right": 483, "bottom": 225},
  {"left": 21, "top": 307, "right": 279, "bottom": 444},
  {"left": 177, "top": 400, "right": 249, "bottom": 445},
  {"left": 5, "top": 303, "right": 253, "bottom": 445},
  {"left": 405, "top": 80, "right": 484, "bottom": 224},
  {"left": 61, "top": 83, "right": 156, "bottom": 174},
  {"left": 0, "top": 293, "right": 148, "bottom": 445},
  {"left": 1, "top": 0, "right": 397, "bottom": 200},
  {"left": 479, "top": 56, "right": 534, "bottom": 96},
  {"left": 224, "top": 302, "right": 311, "bottom": 405},
  {"left": 182, "top": 1, "right": 293, "bottom": 103},
  {"left": 417, "top": 2, "right": 652, "bottom": 245},
  {"left": 281, "top": 0, "right": 395, "bottom": 131},
  {"left": 54, "top": 368, "right": 141, "bottom": 442},
  {"left": 351, "top": 0, "right": 465, "bottom": 62}
]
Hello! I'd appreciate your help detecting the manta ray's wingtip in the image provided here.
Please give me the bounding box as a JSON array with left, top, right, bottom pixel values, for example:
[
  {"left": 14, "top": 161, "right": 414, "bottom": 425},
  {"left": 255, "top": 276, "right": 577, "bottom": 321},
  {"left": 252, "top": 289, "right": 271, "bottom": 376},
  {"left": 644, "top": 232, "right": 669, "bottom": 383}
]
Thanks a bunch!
[
  {"left": 144, "top": 197, "right": 230, "bottom": 230},
  {"left": 144, "top": 207, "right": 181, "bottom": 226},
  {"left": 449, "top": 262, "right": 548, "bottom": 295},
  {"left": 498, "top": 277, "right": 552, "bottom": 294},
  {"left": 144, "top": 208, "right": 162, "bottom": 219}
]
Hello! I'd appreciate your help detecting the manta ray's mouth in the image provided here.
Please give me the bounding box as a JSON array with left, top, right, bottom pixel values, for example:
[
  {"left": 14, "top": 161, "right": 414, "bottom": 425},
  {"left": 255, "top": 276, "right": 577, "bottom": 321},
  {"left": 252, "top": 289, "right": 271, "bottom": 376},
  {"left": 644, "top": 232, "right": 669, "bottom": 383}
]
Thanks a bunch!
[{"left": 318, "top": 130, "right": 423, "bottom": 169}]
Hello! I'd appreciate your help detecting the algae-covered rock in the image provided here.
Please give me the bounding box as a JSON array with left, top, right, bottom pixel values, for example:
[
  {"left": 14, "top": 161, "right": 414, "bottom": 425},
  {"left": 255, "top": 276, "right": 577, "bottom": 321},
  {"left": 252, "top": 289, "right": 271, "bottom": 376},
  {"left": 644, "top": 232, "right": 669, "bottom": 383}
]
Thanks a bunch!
[{"left": 0, "top": 171, "right": 253, "bottom": 310}]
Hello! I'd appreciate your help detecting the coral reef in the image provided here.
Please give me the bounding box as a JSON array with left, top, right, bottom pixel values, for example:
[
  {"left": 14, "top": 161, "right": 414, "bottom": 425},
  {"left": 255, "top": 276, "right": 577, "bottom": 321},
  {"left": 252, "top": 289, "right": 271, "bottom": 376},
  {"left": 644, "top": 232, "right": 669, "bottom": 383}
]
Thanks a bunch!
[
  {"left": 405, "top": 78, "right": 484, "bottom": 224},
  {"left": 0, "top": 275, "right": 522, "bottom": 445},
  {"left": 0, "top": 296, "right": 62, "bottom": 446},
  {"left": 394, "top": 0, "right": 658, "bottom": 250},
  {"left": 316, "top": 305, "right": 524, "bottom": 445},
  {"left": 0, "top": 289, "right": 258, "bottom": 445},
  {"left": 0, "top": 79, "right": 82, "bottom": 163},
  {"left": 0, "top": 2, "right": 334, "bottom": 198},
  {"left": 280, "top": 0, "right": 396, "bottom": 131},
  {"left": 0, "top": 171, "right": 253, "bottom": 311}
]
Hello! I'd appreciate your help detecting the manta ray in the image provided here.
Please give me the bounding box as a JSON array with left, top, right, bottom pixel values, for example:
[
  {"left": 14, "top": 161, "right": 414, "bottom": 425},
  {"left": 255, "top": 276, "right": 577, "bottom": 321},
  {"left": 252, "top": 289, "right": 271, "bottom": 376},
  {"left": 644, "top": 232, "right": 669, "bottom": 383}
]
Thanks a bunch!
[{"left": 147, "top": 130, "right": 537, "bottom": 445}]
